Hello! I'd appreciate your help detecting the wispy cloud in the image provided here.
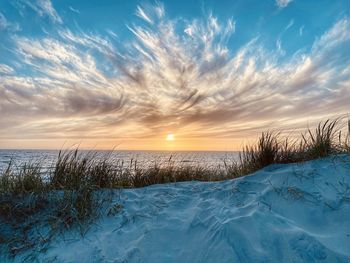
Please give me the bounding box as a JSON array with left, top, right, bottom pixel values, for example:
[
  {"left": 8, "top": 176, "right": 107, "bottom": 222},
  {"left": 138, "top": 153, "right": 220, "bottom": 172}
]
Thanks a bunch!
[
  {"left": 135, "top": 3, "right": 165, "bottom": 24},
  {"left": 136, "top": 5, "right": 154, "bottom": 24},
  {"left": 69, "top": 6, "right": 80, "bottom": 14},
  {"left": 0, "top": 4, "right": 349, "bottom": 146},
  {"left": 0, "top": 12, "right": 21, "bottom": 31},
  {"left": 275, "top": 19, "right": 294, "bottom": 56},
  {"left": 0, "top": 12, "right": 8, "bottom": 30},
  {"left": 276, "top": 0, "right": 293, "bottom": 9},
  {"left": 285, "top": 19, "right": 294, "bottom": 30},
  {"left": 20, "top": 0, "right": 62, "bottom": 24},
  {"left": 0, "top": 64, "right": 14, "bottom": 74}
]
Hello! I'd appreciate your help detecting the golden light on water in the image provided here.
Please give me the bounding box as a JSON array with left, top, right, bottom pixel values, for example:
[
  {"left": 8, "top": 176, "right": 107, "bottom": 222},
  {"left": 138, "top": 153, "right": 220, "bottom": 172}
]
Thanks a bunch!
[{"left": 166, "top": 133, "right": 175, "bottom": 141}]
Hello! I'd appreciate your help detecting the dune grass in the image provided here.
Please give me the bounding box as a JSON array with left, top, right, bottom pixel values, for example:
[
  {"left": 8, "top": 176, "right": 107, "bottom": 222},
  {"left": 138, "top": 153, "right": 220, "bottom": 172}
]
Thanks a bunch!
[{"left": 1, "top": 117, "right": 350, "bottom": 257}]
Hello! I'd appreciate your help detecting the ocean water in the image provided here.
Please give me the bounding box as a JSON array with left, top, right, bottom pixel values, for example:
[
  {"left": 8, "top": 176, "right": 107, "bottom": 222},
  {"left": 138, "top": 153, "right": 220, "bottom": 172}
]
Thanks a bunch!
[{"left": 0, "top": 149, "right": 240, "bottom": 173}]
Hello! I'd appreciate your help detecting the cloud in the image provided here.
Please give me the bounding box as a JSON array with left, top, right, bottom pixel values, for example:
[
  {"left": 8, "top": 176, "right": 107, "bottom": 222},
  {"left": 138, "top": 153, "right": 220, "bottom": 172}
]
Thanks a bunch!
[
  {"left": 276, "top": 0, "right": 293, "bottom": 8},
  {"left": 275, "top": 19, "right": 294, "bottom": 56},
  {"left": 0, "top": 12, "right": 21, "bottom": 31},
  {"left": 136, "top": 6, "right": 154, "bottom": 24},
  {"left": 0, "top": 12, "right": 8, "bottom": 30},
  {"left": 0, "top": 5, "right": 349, "bottom": 145},
  {"left": 276, "top": 38, "right": 285, "bottom": 55},
  {"left": 20, "top": 0, "right": 62, "bottom": 24},
  {"left": 285, "top": 19, "right": 294, "bottom": 30},
  {"left": 69, "top": 6, "right": 80, "bottom": 14},
  {"left": 135, "top": 3, "right": 165, "bottom": 24},
  {"left": 0, "top": 64, "right": 14, "bottom": 74}
]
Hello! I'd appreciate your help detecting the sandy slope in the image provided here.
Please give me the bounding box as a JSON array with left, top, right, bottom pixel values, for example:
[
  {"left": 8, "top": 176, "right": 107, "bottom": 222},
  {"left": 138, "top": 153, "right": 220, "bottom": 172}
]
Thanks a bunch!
[{"left": 8, "top": 156, "right": 350, "bottom": 262}]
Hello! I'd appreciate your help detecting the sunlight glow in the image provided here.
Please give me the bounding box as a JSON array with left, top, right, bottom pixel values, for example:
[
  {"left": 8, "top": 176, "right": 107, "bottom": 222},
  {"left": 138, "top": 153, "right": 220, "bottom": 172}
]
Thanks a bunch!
[{"left": 166, "top": 133, "right": 175, "bottom": 141}]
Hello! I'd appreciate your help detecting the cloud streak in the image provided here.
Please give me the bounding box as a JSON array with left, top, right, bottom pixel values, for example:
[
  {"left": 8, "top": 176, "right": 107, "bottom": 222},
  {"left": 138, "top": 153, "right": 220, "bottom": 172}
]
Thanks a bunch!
[
  {"left": 0, "top": 12, "right": 20, "bottom": 31},
  {"left": 0, "top": 64, "right": 14, "bottom": 74},
  {"left": 20, "top": 0, "right": 62, "bottom": 24},
  {"left": 276, "top": 0, "right": 293, "bottom": 8}
]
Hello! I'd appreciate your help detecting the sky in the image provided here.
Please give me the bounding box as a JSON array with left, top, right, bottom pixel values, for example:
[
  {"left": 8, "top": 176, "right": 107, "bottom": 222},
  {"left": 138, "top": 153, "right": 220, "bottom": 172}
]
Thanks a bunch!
[{"left": 0, "top": 0, "right": 350, "bottom": 151}]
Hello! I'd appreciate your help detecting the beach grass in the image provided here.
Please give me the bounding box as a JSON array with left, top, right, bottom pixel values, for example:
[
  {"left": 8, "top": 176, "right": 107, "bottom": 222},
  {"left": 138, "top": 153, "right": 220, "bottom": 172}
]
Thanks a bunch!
[{"left": 1, "top": 117, "right": 350, "bottom": 257}]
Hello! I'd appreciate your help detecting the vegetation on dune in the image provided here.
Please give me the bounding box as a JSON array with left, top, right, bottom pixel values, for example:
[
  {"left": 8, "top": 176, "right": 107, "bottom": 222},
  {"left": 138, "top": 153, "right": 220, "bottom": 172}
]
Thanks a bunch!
[{"left": 0, "top": 118, "right": 350, "bottom": 257}]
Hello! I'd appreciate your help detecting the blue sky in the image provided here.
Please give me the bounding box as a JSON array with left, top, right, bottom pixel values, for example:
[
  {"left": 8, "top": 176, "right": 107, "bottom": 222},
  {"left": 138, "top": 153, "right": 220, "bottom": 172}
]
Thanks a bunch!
[{"left": 0, "top": 0, "right": 350, "bottom": 150}]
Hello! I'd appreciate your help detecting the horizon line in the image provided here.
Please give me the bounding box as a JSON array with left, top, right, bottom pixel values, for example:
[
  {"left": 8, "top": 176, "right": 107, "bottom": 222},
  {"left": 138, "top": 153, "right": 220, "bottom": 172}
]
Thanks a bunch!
[{"left": 0, "top": 147, "right": 240, "bottom": 153}]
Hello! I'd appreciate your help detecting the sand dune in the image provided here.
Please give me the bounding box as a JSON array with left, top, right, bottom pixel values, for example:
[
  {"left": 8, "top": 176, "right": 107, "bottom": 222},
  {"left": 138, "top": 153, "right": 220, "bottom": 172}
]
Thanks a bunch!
[{"left": 9, "top": 155, "right": 350, "bottom": 262}]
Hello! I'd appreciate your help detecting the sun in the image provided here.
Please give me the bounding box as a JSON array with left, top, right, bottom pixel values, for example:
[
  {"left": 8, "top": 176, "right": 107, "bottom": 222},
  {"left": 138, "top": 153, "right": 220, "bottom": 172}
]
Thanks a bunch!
[{"left": 166, "top": 133, "right": 175, "bottom": 141}]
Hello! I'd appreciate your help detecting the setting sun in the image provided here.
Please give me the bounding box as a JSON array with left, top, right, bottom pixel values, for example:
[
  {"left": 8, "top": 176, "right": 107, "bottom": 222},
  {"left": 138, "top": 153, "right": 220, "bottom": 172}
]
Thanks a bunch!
[{"left": 166, "top": 133, "right": 175, "bottom": 141}]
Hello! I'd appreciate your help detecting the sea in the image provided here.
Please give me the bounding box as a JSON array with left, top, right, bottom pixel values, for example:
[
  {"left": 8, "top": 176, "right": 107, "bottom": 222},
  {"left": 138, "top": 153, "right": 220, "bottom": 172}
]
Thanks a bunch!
[{"left": 0, "top": 149, "right": 240, "bottom": 173}]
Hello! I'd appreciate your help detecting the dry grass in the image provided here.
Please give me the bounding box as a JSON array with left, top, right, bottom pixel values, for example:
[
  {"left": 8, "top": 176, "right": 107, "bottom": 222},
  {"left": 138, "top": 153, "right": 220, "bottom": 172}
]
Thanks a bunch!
[{"left": 234, "top": 118, "right": 350, "bottom": 175}]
